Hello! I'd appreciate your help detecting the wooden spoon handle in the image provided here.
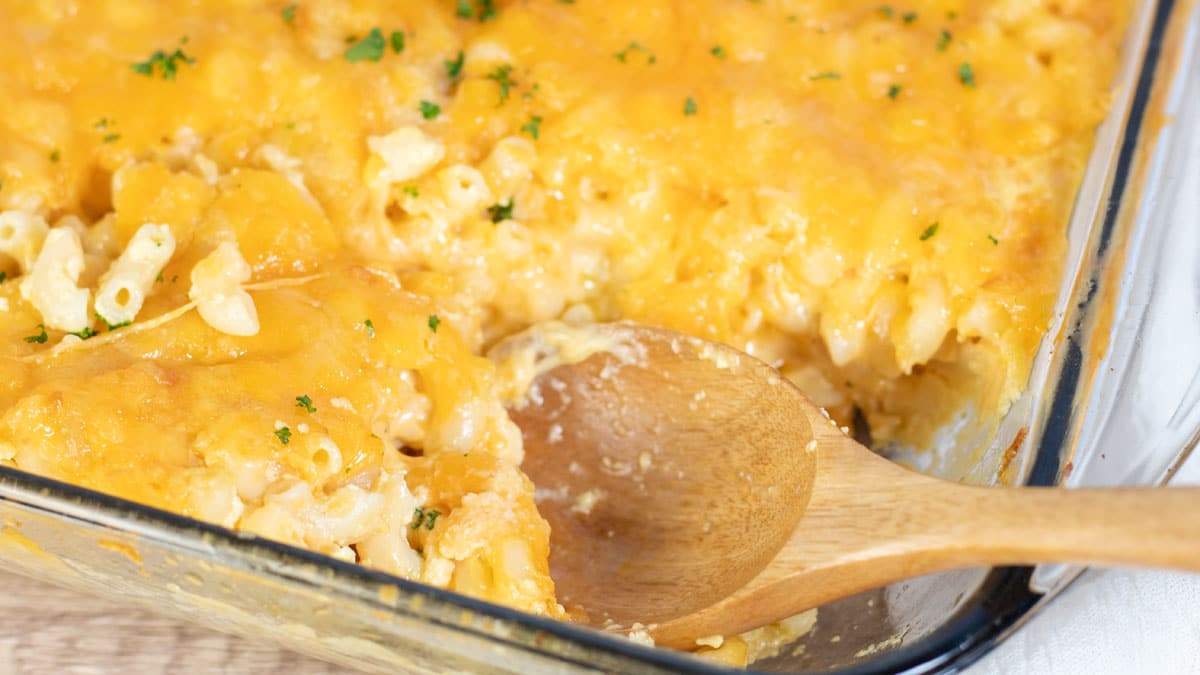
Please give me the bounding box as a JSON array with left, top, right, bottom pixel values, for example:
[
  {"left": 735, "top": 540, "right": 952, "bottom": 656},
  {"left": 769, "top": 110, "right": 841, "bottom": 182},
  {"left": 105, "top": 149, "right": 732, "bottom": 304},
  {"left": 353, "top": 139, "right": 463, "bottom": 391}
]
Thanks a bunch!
[
  {"left": 808, "top": 439, "right": 1200, "bottom": 573},
  {"left": 650, "top": 436, "right": 1200, "bottom": 647},
  {"left": 918, "top": 481, "right": 1200, "bottom": 570}
]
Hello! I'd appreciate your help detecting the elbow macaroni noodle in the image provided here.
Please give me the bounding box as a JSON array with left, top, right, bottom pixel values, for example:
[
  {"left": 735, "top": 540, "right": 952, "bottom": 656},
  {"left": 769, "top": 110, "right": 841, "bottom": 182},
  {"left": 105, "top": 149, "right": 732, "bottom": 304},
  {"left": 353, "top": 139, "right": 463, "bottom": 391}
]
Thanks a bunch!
[
  {"left": 20, "top": 227, "right": 90, "bottom": 332},
  {"left": 188, "top": 241, "right": 260, "bottom": 337},
  {"left": 94, "top": 223, "right": 175, "bottom": 327}
]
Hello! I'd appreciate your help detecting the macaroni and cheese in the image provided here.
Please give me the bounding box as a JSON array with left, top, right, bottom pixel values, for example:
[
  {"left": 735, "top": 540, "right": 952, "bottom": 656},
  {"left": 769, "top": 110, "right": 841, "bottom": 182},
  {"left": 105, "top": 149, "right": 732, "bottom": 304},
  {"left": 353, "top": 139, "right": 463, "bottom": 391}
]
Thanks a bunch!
[{"left": 0, "top": 0, "right": 1131, "bottom": 662}]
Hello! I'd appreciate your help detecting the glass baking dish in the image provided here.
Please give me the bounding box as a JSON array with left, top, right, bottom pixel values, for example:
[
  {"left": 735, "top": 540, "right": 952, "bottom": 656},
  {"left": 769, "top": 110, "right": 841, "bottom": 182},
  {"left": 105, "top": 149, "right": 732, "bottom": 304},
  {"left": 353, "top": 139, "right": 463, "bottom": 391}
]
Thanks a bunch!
[{"left": 0, "top": 1, "right": 1196, "bottom": 672}]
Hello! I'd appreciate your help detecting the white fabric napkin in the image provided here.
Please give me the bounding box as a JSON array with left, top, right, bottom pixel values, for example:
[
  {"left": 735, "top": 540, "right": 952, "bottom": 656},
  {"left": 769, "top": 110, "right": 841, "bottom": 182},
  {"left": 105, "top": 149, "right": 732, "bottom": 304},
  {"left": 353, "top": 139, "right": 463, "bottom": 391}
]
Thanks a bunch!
[{"left": 971, "top": 455, "right": 1200, "bottom": 675}]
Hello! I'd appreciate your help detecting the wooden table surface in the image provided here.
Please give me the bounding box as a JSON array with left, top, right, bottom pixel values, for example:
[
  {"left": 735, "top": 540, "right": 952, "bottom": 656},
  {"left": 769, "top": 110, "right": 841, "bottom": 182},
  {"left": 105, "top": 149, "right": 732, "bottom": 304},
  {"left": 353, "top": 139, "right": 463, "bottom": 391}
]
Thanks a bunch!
[{"left": 0, "top": 568, "right": 339, "bottom": 674}]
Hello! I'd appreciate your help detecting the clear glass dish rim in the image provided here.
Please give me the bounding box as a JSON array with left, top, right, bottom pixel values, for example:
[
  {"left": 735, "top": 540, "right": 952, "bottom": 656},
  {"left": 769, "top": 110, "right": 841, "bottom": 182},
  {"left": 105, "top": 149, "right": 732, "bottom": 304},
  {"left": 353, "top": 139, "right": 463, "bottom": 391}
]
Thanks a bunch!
[{"left": 0, "top": 0, "right": 1186, "bottom": 672}]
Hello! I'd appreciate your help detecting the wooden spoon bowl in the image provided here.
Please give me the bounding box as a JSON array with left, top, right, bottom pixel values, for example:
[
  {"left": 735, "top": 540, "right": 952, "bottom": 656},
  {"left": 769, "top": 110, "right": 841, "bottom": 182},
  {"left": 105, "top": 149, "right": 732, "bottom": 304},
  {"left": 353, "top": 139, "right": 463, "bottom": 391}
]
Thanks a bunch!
[{"left": 508, "top": 326, "right": 817, "bottom": 627}]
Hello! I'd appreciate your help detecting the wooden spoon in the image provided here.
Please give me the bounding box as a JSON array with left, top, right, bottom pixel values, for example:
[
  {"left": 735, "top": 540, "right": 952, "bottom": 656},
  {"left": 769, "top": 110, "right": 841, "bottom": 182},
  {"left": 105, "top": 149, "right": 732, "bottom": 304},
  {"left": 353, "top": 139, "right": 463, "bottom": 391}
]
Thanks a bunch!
[{"left": 493, "top": 322, "right": 1200, "bottom": 649}]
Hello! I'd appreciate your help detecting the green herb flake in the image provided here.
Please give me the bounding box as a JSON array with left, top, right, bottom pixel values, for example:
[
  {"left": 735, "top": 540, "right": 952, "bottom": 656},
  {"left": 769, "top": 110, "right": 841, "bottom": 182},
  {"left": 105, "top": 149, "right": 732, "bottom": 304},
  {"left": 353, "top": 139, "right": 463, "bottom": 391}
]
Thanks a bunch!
[
  {"left": 274, "top": 426, "right": 292, "bottom": 445},
  {"left": 0, "top": 272, "right": 6, "bottom": 283},
  {"left": 486, "top": 64, "right": 515, "bottom": 104},
  {"left": 131, "top": 47, "right": 195, "bottom": 80},
  {"left": 920, "top": 222, "right": 940, "bottom": 240},
  {"left": 476, "top": 0, "right": 497, "bottom": 21},
  {"left": 68, "top": 327, "right": 97, "bottom": 340},
  {"left": 487, "top": 197, "right": 515, "bottom": 223},
  {"left": 94, "top": 117, "right": 111, "bottom": 130},
  {"left": 424, "top": 509, "right": 441, "bottom": 530},
  {"left": 614, "top": 41, "right": 653, "bottom": 64},
  {"left": 282, "top": 3, "right": 297, "bottom": 23},
  {"left": 103, "top": 133, "right": 120, "bottom": 143},
  {"left": 419, "top": 100, "right": 441, "bottom": 120},
  {"left": 887, "top": 84, "right": 902, "bottom": 99},
  {"left": 96, "top": 313, "right": 130, "bottom": 331},
  {"left": 684, "top": 96, "right": 698, "bottom": 115},
  {"left": 402, "top": 185, "right": 420, "bottom": 198},
  {"left": 810, "top": 71, "right": 841, "bottom": 81},
  {"left": 410, "top": 507, "right": 425, "bottom": 529},
  {"left": 520, "top": 115, "right": 543, "bottom": 140},
  {"left": 456, "top": 0, "right": 473, "bottom": 18},
  {"left": 364, "top": 318, "right": 375, "bottom": 338},
  {"left": 391, "top": 30, "right": 405, "bottom": 54},
  {"left": 49, "top": 149, "right": 60, "bottom": 162},
  {"left": 296, "top": 395, "right": 317, "bottom": 413},
  {"left": 428, "top": 314, "right": 441, "bottom": 333},
  {"left": 711, "top": 45, "right": 726, "bottom": 58},
  {"left": 902, "top": 11, "right": 918, "bottom": 23},
  {"left": 345, "top": 28, "right": 386, "bottom": 63},
  {"left": 988, "top": 234, "right": 1000, "bottom": 245},
  {"left": 937, "top": 30, "right": 952, "bottom": 51},
  {"left": 958, "top": 62, "right": 976, "bottom": 88},
  {"left": 879, "top": 5, "right": 894, "bottom": 17},
  {"left": 155, "top": 271, "right": 164, "bottom": 283},
  {"left": 23, "top": 324, "right": 47, "bottom": 344},
  {"left": 445, "top": 51, "right": 465, "bottom": 79}
]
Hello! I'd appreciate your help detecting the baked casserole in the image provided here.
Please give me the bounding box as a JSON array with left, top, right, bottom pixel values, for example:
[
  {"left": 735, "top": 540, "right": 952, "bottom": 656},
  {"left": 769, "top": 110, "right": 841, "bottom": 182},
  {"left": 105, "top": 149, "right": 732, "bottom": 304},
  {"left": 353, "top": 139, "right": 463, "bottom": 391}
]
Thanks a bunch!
[{"left": 0, "top": 0, "right": 1131, "bottom": 662}]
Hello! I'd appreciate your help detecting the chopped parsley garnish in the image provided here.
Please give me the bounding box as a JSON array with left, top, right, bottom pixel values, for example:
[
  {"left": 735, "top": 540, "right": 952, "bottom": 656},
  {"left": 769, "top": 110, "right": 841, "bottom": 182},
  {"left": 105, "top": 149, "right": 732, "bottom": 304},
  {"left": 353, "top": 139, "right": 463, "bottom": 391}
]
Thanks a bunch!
[
  {"left": 391, "top": 31, "right": 405, "bottom": 54},
  {"left": 296, "top": 395, "right": 317, "bottom": 413},
  {"left": 937, "top": 30, "right": 952, "bottom": 51},
  {"left": 810, "top": 71, "right": 841, "bottom": 80},
  {"left": 988, "top": 234, "right": 1000, "bottom": 245},
  {"left": 0, "top": 272, "right": 6, "bottom": 283},
  {"left": 487, "top": 198, "right": 514, "bottom": 223},
  {"left": 920, "top": 222, "right": 939, "bottom": 240},
  {"left": 274, "top": 426, "right": 292, "bottom": 445},
  {"left": 282, "top": 3, "right": 297, "bottom": 23},
  {"left": 454, "top": 0, "right": 496, "bottom": 20},
  {"left": 958, "top": 62, "right": 976, "bottom": 88},
  {"left": 345, "top": 28, "right": 386, "bottom": 63},
  {"left": 49, "top": 149, "right": 60, "bottom": 162},
  {"left": 614, "top": 42, "right": 654, "bottom": 64},
  {"left": 96, "top": 313, "right": 130, "bottom": 330},
  {"left": 486, "top": 64, "right": 515, "bottom": 104},
  {"left": 68, "top": 327, "right": 97, "bottom": 340},
  {"left": 879, "top": 5, "right": 894, "bottom": 17},
  {"left": 364, "top": 318, "right": 375, "bottom": 338},
  {"left": 402, "top": 185, "right": 419, "bottom": 198},
  {"left": 95, "top": 117, "right": 111, "bottom": 130},
  {"left": 711, "top": 45, "right": 726, "bottom": 58},
  {"left": 155, "top": 272, "right": 164, "bottom": 283},
  {"left": 410, "top": 507, "right": 441, "bottom": 530},
  {"left": 684, "top": 97, "right": 698, "bottom": 115},
  {"left": 23, "top": 324, "right": 47, "bottom": 344},
  {"left": 887, "top": 84, "right": 902, "bottom": 99},
  {"left": 520, "top": 115, "right": 542, "bottom": 140},
  {"left": 427, "top": 314, "right": 441, "bottom": 333},
  {"left": 902, "top": 11, "right": 918, "bottom": 23},
  {"left": 445, "top": 51, "right": 465, "bottom": 79},
  {"left": 419, "top": 100, "right": 441, "bottom": 120},
  {"left": 132, "top": 47, "right": 195, "bottom": 80},
  {"left": 103, "top": 133, "right": 120, "bottom": 143}
]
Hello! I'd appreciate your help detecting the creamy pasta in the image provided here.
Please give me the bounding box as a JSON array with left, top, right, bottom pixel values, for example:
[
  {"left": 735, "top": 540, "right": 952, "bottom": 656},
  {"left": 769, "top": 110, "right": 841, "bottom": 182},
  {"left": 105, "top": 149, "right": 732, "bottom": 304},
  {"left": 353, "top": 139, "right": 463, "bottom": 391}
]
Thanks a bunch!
[{"left": 0, "top": 0, "right": 1132, "bottom": 665}]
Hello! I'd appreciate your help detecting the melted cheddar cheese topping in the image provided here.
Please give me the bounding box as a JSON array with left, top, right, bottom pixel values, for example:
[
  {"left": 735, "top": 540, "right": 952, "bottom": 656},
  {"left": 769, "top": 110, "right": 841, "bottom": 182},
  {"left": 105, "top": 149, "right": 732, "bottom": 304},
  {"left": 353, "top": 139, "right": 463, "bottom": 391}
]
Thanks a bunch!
[{"left": 0, "top": 0, "right": 1130, "bottom": 644}]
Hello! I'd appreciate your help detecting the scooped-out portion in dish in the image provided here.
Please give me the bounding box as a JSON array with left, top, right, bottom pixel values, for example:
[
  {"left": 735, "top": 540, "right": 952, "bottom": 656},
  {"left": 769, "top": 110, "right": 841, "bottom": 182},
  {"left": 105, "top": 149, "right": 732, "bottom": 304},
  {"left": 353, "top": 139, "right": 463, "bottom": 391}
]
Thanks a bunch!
[{"left": 0, "top": 0, "right": 1131, "bottom": 665}]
